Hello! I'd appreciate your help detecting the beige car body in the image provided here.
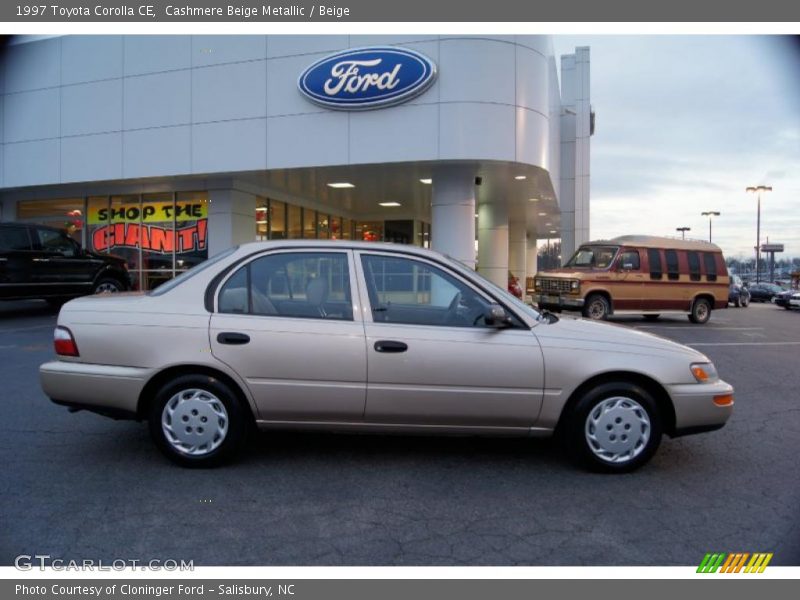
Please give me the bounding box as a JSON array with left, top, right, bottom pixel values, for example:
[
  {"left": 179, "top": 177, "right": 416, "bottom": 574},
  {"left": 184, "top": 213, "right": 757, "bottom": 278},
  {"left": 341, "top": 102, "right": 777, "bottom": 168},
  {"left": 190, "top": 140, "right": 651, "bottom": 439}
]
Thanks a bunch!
[{"left": 40, "top": 241, "right": 733, "bottom": 443}]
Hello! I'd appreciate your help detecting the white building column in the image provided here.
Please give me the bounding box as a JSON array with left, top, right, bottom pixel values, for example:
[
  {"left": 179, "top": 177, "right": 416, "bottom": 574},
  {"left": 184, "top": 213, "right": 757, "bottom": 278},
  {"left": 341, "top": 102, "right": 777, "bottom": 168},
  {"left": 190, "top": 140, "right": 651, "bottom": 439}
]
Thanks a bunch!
[
  {"left": 208, "top": 188, "right": 257, "bottom": 257},
  {"left": 478, "top": 201, "right": 509, "bottom": 289},
  {"left": 526, "top": 235, "right": 538, "bottom": 298},
  {"left": 431, "top": 166, "right": 476, "bottom": 269},
  {"left": 509, "top": 220, "right": 527, "bottom": 281}
]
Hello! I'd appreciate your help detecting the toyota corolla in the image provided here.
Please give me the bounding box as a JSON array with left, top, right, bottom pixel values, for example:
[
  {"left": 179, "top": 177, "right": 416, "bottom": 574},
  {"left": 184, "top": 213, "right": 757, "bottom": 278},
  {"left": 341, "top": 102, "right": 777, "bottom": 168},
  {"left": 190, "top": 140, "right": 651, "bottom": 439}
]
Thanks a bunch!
[{"left": 40, "top": 241, "right": 734, "bottom": 471}]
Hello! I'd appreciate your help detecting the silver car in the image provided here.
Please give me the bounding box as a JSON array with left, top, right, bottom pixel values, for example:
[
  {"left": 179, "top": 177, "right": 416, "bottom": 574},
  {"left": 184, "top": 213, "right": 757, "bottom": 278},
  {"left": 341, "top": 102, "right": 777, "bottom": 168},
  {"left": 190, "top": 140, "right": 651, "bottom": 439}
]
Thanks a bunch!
[{"left": 40, "top": 241, "right": 734, "bottom": 471}]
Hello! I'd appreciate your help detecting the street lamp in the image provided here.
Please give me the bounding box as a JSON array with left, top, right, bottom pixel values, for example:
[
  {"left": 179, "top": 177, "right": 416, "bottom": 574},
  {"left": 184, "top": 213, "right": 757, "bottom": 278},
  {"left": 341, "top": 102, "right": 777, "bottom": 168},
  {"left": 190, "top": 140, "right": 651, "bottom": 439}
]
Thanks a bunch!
[
  {"left": 701, "top": 211, "right": 721, "bottom": 243},
  {"left": 746, "top": 185, "right": 772, "bottom": 283},
  {"left": 676, "top": 226, "right": 691, "bottom": 240}
]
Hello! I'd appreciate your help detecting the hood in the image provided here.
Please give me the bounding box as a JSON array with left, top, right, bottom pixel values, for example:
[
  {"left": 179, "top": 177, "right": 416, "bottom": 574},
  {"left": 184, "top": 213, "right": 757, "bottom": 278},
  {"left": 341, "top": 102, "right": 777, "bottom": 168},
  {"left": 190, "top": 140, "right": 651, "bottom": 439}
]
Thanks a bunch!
[
  {"left": 536, "top": 314, "right": 707, "bottom": 361},
  {"left": 537, "top": 268, "right": 595, "bottom": 279}
]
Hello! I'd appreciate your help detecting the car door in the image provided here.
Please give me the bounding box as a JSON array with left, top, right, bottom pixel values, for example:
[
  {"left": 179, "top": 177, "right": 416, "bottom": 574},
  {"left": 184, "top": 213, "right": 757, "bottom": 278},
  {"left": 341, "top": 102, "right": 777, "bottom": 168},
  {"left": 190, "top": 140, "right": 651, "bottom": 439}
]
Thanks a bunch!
[
  {"left": 0, "top": 225, "right": 36, "bottom": 299},
  {"left": 209, "top": 249, "right": 367, "bottom": 422},
  {"left": 355, "top": 250, "right": 544, "bottom": 428},
  {"left": 31, "top": 227, "right": 98, "bottom": 296},
  {"left": 612, "top": 248, "right": 645, "bottom": 310}
]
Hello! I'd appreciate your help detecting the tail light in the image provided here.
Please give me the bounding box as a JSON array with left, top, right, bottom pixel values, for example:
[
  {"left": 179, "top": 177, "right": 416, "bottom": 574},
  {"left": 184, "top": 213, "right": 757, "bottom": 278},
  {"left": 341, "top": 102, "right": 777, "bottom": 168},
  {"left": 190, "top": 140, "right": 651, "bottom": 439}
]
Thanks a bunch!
[{"left": 54, "top": 326, "right": 79, "bottom": 357}]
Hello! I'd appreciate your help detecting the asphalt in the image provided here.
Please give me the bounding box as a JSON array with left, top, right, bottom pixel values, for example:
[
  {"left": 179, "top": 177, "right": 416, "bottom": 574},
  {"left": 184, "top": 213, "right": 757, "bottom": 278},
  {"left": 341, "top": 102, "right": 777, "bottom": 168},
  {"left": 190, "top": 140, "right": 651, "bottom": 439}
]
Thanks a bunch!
[{"left": 1, "top": 299, "right": 798, "bottom": 566}]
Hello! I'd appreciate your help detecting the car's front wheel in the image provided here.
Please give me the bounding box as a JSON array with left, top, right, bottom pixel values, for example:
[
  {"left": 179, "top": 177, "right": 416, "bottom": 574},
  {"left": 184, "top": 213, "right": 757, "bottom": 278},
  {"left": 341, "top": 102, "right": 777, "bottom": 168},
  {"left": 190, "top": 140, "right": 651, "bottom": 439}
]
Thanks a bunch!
[
  {"left": 93, "top": 277, "right": 125, "bottom": 294},
  {"left": 148, "top": 375, "right": 249, "bottom": 467},
  {"left": 582, "top": 294, "right": 610, "bottom": 320},
  {"left": 562, "top": 381, "right": 663, "bottom": 473}
]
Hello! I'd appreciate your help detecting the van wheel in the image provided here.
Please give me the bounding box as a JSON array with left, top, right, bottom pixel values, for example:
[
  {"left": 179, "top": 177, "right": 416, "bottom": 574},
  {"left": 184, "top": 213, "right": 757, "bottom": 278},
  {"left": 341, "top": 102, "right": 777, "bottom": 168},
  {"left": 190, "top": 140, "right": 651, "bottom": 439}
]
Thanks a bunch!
[
  {"left": 148, "top": 375, "right": 249, "bottom": 467},
  {"left": 582, "top": 294, "right": 610, "bottom": 320},
  {"left": 643, "top": 314, "right": 660, "bottom": 321},
  {"left": 688, "top": 298, "right": 712, "bottom": 324},
  {"left": 562, "top": 381, "right": 663, "bottom": 473}
]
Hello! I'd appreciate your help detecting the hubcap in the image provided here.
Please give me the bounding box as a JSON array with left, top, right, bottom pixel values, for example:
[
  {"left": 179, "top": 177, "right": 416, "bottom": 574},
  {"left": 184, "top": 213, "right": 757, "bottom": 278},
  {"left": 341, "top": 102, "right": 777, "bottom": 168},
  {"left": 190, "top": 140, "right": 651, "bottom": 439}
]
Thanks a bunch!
[
  {"left": 95, "top": 281, "right": 120, "bottom": 294},
  {"left": 588, "top": 300, "right": 606, "bottom": 319},
  {"left": 161, "top": 389, "right": 229, "bottom": 456},
  {"left": 584, "top": 396, "right": 651, "bottom": 464},
  {"left": 696, "top": 302, "right": 709, "bottom": 320}
]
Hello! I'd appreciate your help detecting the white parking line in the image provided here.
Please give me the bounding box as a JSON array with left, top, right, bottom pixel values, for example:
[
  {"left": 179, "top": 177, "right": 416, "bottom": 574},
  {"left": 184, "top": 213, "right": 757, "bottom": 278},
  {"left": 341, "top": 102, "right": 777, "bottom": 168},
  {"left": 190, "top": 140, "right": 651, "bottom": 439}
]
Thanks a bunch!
[
  {"left": 635, "top": 326, "right": 762, "bottom": 331},
  {"left": 686, "top": 341, "right": 800, "bottom": 347}
]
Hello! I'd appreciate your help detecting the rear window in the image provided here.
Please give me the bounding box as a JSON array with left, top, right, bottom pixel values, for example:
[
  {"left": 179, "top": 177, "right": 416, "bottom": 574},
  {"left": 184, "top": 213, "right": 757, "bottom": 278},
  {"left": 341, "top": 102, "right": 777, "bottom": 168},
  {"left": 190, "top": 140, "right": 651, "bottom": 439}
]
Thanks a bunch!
[
  {"left": 703, "top": 252, "right": 718, "bottom": 282},
  {"left": 687, "top": 251, "right": 701, "bottom": 282},
  {"left": 665, "top": 249, "right": 680, "bottom": 280},
  {"left": 0, "top": 226, "right": 32, "bottom": 251},
  {"left": 647, "top": 249, "right": 663, "bottom": 280}
]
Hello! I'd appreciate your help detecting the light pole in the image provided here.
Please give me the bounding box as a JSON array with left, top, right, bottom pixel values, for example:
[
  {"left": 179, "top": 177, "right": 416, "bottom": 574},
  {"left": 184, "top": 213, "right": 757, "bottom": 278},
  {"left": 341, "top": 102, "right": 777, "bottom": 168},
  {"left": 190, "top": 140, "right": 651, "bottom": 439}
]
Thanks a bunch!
[
  {"left": 701, "top": 211, "right": 720, "bottom": 243},
  {"left": 676, "top": 226, "right": 691, "bottom": 240},
  {"left": 746, "top": 185, "right": 772, "bottom": 283}
]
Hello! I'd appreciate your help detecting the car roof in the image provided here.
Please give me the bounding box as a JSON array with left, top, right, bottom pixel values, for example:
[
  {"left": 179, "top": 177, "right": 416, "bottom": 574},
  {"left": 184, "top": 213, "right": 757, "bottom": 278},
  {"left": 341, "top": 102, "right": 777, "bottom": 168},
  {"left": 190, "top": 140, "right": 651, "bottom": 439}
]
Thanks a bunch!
[
  {"left": 236, "top": 239, "right": 449, "bottom": 260},
  {"left": 584, "top": 235, "right": 723, "bottom": 252}
]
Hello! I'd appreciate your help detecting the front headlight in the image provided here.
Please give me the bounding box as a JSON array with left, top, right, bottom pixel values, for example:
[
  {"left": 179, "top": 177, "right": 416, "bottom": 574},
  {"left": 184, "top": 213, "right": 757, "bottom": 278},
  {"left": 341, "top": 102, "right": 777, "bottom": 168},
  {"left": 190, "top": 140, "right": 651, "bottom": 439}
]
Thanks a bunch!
[
  {"left": 570, "top": 280, "right": 580, "bottom": 291},
  {"left": 534, "top": 278, "right": 542, "bottom": 290},
  {"left": 691, "top": 362, "right": 719, "bottom": 383}
]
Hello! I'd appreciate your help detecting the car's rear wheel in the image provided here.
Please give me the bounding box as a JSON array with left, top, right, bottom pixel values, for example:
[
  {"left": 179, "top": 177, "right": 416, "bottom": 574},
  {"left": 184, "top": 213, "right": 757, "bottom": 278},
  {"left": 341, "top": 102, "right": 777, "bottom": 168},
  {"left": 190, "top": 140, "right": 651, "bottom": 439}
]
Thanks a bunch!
[
  {"left": 688, "top": 298, "right": 711, "bottom": 324},
  {"left": 563, "top": 381, "right": 663, "bottom": 473},
  {"left": 148, "top": 375, "right": 249, "bottom": 467},
  {"left": 93, "top": 277, "right": 124, "bottom": 294},
  {"left": 582, "top": 294, "right": 610, "bottom": 320}
]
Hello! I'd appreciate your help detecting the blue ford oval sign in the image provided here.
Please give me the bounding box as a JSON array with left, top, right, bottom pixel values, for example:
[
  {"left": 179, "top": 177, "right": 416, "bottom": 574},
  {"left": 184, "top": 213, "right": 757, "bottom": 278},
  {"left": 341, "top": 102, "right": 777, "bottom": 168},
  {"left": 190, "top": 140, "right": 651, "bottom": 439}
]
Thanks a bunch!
[{"left": 298, "top": 46, "right": 437, "bottom": 110}]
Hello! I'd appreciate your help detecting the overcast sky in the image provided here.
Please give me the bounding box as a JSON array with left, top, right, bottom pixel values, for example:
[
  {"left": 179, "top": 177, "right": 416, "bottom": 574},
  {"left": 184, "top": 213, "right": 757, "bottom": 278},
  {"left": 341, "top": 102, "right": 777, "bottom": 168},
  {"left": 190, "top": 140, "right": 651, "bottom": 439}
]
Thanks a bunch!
[{"left": 552, "top": 35, "right": 800, "bottom": 260}]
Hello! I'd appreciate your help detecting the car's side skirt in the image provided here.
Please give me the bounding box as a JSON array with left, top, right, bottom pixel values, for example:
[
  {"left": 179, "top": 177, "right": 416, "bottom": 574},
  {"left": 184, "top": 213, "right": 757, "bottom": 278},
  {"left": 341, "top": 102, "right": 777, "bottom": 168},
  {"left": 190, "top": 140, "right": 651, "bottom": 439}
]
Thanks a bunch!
[{"left": 255, "top": 419, "right": 553, "bottom": 438}]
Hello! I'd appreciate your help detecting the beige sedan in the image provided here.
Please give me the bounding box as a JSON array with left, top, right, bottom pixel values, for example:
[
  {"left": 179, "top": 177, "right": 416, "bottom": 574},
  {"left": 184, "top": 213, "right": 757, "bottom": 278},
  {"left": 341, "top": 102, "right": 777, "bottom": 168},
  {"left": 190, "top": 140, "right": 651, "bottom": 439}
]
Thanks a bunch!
[{"left": 40, "top": 241, "right": 734, "bottom": 471}]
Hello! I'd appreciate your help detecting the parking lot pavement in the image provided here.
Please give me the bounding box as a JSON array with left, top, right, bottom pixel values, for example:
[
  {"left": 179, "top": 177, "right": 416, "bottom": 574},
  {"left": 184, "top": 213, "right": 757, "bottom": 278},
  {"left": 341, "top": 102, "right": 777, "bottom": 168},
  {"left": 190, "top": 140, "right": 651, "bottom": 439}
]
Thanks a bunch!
[{"left": 1, "top": 300, "right": 798, "bottom": 566}]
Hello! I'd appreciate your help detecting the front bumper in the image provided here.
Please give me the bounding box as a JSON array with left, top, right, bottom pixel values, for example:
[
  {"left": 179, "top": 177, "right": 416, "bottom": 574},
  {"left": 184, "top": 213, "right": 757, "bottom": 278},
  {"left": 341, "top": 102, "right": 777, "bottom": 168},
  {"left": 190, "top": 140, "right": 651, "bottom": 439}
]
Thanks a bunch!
[
  {"left": 40, "top": 361, "right": 152, "bottom": 419},
  {"left": 667, "top": 379, "right": 734, "bottom": 436},
  {"left": 535, "top": 293, "right": 585, "bottom": 310}
]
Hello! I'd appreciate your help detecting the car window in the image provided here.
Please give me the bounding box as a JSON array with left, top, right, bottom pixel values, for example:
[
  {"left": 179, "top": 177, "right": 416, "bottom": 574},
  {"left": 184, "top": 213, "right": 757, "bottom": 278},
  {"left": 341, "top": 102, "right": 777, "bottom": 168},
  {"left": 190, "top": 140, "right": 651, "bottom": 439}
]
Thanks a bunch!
[
  {"left": 619, "top": 250, "right": 641, "bottom": 271},
  {"left": 361, "top": 254, "right": 492, "bottom": 328},
  {"left": 0, "top": 226, "right": 32, "bottom": 251},
  {"left": 566, "top": 245, "right": 618, "bottom": 269},
  {"left": 36, "top": 228, "right": 77, "bottom": 257},
  {"left": 219, "top": 252, "right": 352, "bottom": 321},
  {"left": 703, "top": 252, "right": 718, "bottom": 282},
  {"left": 665, "top": 249, "right": 680, "bottom": 280},
  {"left": 647, "top": 249, "right": 662, "bottom": 280},
  {"left": 687, "top": 251, "right": 701, "bottom": 282}
]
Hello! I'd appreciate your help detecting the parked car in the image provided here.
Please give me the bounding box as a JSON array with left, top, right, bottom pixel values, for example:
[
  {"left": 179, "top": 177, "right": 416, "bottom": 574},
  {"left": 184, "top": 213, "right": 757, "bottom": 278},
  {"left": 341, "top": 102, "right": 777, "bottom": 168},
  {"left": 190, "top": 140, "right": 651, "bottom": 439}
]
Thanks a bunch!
[
  {"left": 533, "top": 235, "right": 729, "bottom": 324},
  {"left": 0, "top": 223, "right": 130, "bottom": 304},
  {"left": 774, "top": 290, "right": 796, "bottom": 310},
  {"left": 40, "top": 241, "right": 734, "bottom": 472},
  {"left": 747, "top": 282, "right": 783, "bottom": 303},
  {"left": 729, "top": 275, "right": 750, "bottom": 307},
  {"left": 788, "top": 292, "right": 800, "bottom": 311}
]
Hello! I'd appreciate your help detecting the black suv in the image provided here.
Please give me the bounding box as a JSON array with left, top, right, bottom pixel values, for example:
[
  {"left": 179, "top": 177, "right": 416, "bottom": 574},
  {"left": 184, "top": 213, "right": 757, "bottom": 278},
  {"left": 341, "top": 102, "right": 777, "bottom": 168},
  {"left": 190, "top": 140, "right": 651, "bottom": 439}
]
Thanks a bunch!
[{"left": 0, "top": 223, "right": 130, "bottom": 304}]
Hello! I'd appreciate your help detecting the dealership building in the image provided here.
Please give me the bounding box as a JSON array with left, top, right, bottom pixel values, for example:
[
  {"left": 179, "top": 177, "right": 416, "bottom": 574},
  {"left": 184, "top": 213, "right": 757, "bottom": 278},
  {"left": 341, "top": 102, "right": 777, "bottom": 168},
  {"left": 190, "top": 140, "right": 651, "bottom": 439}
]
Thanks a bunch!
[{"left": 0, "top": 35, "right": 592, "bottom": 291}]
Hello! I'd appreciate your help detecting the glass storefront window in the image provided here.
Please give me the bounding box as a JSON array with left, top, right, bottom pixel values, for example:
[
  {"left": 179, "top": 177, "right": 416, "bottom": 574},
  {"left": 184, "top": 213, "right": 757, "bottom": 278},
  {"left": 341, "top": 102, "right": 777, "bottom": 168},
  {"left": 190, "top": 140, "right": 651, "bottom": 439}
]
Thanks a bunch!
[
  {"left": 356, "top": 221, "right": 383, "bottom": 242},
  {"left": 256, "top": 198, "right": 269, "bottom": 241},
  {"left": 270, "top": 200, "right": 287, "bottom": 240},
  {"left": 302, "top": 208, "right": 317, "bottom": 239},
  {"left": 174, "top": 191, "right": 209, "bottom": 275},
  {"left": 317, "top": 212, "right": 330, "bottom": 239},
  {"left": 17, "top": 198, "right": 85, "bottom": 245},
  {"left": 287, "top": 204, "right": 302, "bottom": 239},
  {"left": 341, "top": 218, "right": 353, "bottom": 240}
]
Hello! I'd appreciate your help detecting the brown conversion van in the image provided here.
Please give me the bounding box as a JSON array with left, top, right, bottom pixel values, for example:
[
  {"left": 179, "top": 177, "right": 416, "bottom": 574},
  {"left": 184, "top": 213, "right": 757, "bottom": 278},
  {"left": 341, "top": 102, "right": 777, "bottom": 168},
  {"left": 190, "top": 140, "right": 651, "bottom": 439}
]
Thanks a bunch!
[{"left": 532, "top": 235, "right": 729, "bottom": 324}]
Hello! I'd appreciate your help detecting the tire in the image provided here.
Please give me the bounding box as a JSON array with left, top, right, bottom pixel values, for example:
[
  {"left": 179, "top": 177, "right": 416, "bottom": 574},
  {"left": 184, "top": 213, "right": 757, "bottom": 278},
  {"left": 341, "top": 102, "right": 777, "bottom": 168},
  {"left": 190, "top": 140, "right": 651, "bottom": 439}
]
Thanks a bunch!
[
  {"left": 741, "top": 296, "right": 750, "bottom": 307},
  {"left": 582, "top": 294, "right": 610, "bottom": 320},
  {"left": 148, "top": 374, "right": 249, "bottom": 467},
  {"left": 93, "top": 277, "right": 124, "bottom": 294},
  {"left": 643, "top": 314, "right": 660, "bottom": 321},
  {"left": 688, "top": 298, "right": 712, "bottom": 324},
  {"left": 562, "top": 381, "right": 663, "bottom": 473},
  {"left": 733, "top": 296, "right": 741, "bottom": 308}
]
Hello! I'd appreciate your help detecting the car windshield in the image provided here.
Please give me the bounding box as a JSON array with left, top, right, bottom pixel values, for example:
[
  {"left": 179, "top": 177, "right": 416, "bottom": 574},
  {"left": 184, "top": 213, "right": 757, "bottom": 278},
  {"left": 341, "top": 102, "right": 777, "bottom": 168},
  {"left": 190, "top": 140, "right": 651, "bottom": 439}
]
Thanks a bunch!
[
  {"left": 565, "top": 245, "right": 619, "bottom": 269},
  {"left": 148, "top": 246, "right": 239, "bottom": 296},
  {"left": 444, "top": 255, "right": 544, "bottom": 324}
]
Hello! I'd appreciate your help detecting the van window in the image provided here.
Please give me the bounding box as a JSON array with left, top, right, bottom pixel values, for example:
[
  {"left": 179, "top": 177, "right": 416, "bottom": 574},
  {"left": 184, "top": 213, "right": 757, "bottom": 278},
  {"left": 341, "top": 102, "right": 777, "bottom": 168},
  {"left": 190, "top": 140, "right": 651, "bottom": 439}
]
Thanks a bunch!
[
  {"left": 687, "top": 251, "right": 701, "bottom": 282},
  {"left": 0, "top": 226, "right": 32, "bottom": 251},
  {"left": 665, "top": 250, "right": 680, "bottom": 280},
  {"left": 619, "top": 250, "right": 640, "bottom": 271},
  {"left": 703, "top": 252, "right": 718, "bottom": 282},
  {"left": 647, "top": 249, "right": 663, "bottom": 280}
]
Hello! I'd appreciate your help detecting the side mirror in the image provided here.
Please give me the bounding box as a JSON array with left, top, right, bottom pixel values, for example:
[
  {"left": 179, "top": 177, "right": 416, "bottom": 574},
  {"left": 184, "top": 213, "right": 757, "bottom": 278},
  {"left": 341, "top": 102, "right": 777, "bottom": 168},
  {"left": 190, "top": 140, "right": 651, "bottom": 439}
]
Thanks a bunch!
[{"left": 484, "top": 304, "right": 511, "bottom": 328}]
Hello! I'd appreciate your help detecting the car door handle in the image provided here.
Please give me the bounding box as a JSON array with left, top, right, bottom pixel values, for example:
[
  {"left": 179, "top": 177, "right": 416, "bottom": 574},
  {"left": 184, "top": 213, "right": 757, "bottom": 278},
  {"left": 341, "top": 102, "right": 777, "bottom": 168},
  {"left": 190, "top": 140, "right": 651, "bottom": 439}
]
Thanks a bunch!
[
  {"left": 374, "top": 340, "right": 408, "bottom": 353},
  {"left": 217, "top": 332, "right": 250, "bottom": 345}
]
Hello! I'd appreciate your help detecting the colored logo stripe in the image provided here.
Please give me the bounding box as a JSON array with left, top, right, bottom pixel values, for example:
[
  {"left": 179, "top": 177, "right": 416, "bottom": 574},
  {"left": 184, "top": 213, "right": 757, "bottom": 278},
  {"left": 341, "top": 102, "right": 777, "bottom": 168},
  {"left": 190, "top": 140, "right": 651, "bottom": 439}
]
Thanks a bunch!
[{"left": 697, "top": 552, "right": 773, "bottom": 573}]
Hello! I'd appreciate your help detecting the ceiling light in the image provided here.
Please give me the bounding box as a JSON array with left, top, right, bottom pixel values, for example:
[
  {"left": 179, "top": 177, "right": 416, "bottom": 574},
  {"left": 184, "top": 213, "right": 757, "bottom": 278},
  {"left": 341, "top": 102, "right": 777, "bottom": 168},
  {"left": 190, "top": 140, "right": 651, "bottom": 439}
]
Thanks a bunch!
[
  {"left": 474, "top": 213, "right": 479, "bottom": 218},
  {"left": 549, "top": 230, "right": 557, "bottom": 234},
  {"left": 379, "top": 202, "right": 401, "bottom": 207},
  {"left": 538, "top": 212, "right": 547, "bottom": 216},
  {"left": 514, "top": 175, "right": 527, "bottom": 180},
  {"left": 528, "top": 198, "right": 540, "bottom": 202},
  {"left": 420, "top": 178, "right": 432, "bottom": 185},
  {"left": 327, "top": 182, "right": 355, "bottom": 189}
]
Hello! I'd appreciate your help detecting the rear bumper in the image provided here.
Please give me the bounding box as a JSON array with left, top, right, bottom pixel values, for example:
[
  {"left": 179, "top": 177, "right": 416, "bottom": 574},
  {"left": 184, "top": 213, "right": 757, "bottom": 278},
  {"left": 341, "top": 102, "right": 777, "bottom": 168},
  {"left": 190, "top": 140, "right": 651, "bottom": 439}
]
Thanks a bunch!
[
  {"left": 40, "top": 361, "right": 151, "bottom": 419},
  {"left": 667, "top": 380, "right": 734, "bottom": 436},
  {"left": 534, "top": 294, "right": 585, "bottom": 310}
]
